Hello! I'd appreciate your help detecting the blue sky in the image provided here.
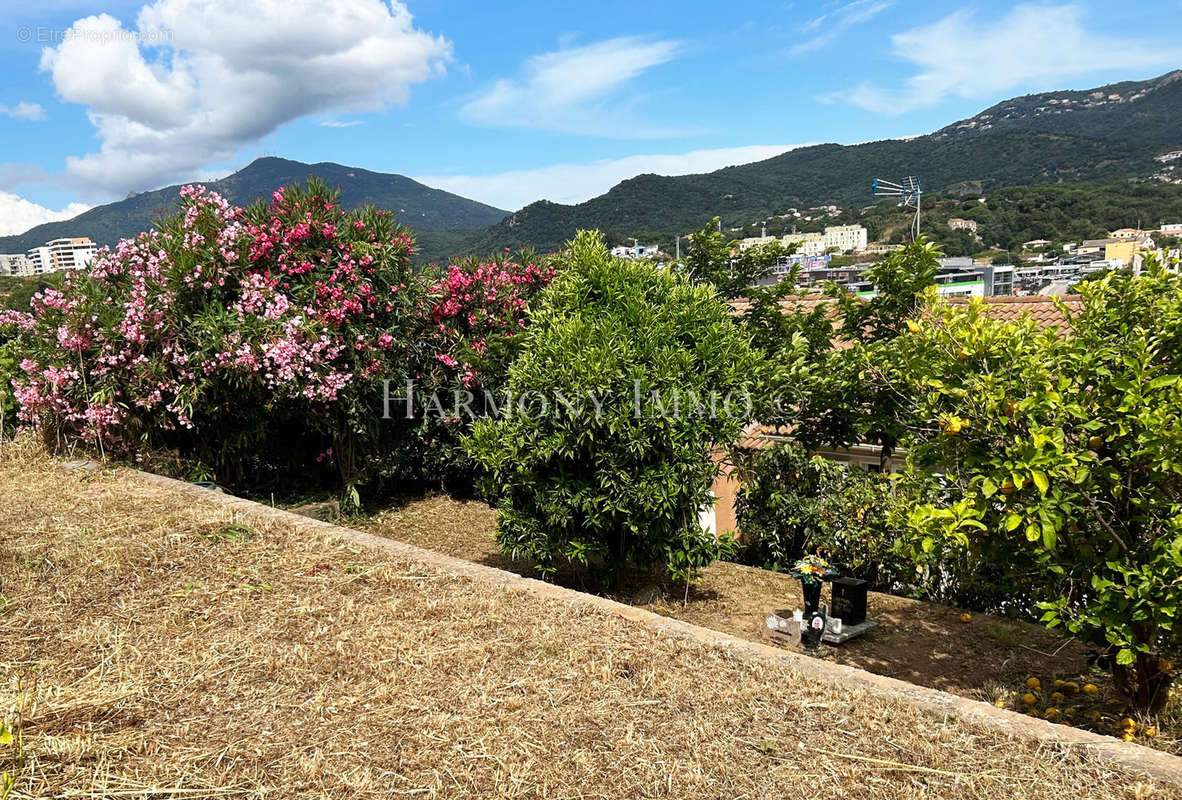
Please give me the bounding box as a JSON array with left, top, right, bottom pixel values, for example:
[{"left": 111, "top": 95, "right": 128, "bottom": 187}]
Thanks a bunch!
[{"left": 1, "top": 0, "right": 1180, "bottom": 233}]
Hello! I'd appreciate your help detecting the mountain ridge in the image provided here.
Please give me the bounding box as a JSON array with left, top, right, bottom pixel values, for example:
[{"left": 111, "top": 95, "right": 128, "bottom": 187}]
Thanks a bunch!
[
  {"left": 459, "top": 69, "right": 1182, "bottom": 254},
  {"left": 0, "top": 157, "right": 509, "bottom": 260},
  {"left": 3, "top": 70, "right": 1180, "bottom": 263}
]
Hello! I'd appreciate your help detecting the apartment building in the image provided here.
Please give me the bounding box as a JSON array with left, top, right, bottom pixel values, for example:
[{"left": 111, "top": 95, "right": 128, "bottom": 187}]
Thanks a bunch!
[
  {"left": 0, "top": 253, "right": 30, "bottom": 277},
  {"left": 26, "top": 237, "right": 97, "bottom": 274},
  {"left": 822, "top": 224, "right": 868, "bottom": 253}
]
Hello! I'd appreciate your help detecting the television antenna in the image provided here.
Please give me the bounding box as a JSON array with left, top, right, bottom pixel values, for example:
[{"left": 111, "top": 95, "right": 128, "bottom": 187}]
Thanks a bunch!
[{"left": 872, "top": 176, "right": 923, "bottom": 240}]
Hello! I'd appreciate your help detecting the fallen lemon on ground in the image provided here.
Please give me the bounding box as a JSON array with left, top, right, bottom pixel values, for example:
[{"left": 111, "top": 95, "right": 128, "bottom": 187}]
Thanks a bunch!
[
  {"left": 1021, "top": 693, "right": 1037, "bottom": 705},
  {"left": 1026, "top": 677, "right": 1041, "bottom": 690},
  {"left": 1082, "top": 683, "right": 1099, "bottom": 695},
  {"left": 959, "top": 612, "right": 972, "bottom": 623}
]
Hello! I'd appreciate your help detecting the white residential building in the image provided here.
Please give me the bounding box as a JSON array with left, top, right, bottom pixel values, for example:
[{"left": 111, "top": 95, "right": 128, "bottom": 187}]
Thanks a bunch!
[
  {"left": 26, "top": 237, "right": 97, "bottom": 275},
  {"left": 736, "top": 235, "right": 777, "bottom": 251},
  {"left": 610, "top": 243, "right": 662, "bottom": 260},
  {"left": 1160, "top": 223, "right": 1182, "bottom": 235},
  {"left": 742, "top": 224, "right": 868, "bottom": 256},
  {"left": 781, "top": 232, "right": 827, "bottom": 257},
  {"left": 822, "top": 224, "right": 868, "bottom": 253},
  {"left": 0, "top": 253, "right": 30, "bottom": 277}
]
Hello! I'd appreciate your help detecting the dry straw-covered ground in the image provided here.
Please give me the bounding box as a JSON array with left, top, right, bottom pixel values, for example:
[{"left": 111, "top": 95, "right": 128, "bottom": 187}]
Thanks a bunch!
[{"left": 0, "top": 438, "right": 1176, "bottom": 799}]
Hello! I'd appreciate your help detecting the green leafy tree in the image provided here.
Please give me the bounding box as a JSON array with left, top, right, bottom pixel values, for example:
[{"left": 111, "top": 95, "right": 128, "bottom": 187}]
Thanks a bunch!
[
  {"left": 468, "top": 231, "right": 763, "bottom": 583},
  {"left": 901, "top": 256, "right": 1182, "bottom": 713},
  {"left": 780, "top": 240, "right": 940, "bottom": 465},
  {"left": 682, "top": 218, "right": 822, "bottom": 356},
  {"left": 735, "top": 443, "right": 910, "bottom": 587}
]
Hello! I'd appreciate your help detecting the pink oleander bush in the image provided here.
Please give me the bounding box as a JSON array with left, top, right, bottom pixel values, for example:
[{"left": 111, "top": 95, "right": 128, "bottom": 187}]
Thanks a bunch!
[
  {"left": 404, "top": 253, "right": 557, "bottom": 484},
  {"left": 10, "top": 179, "right": 420, "bottom": 492}
]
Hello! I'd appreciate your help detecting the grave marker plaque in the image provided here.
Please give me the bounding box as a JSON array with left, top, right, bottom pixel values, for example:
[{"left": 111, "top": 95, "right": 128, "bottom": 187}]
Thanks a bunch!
[{"left": 831, "top": 577, "right": 868, "bottom": 626}]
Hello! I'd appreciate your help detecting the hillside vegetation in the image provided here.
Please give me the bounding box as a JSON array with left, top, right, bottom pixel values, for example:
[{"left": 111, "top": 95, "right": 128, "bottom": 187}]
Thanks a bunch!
[{"left": 461, "top": 71, "right": 1182, "bottom": 255}]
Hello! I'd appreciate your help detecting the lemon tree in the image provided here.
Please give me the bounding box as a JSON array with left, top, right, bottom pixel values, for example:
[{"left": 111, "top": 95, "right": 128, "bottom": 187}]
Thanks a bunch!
[{"left": 901, "top": 255, "right": 1182, "bottom": 714}]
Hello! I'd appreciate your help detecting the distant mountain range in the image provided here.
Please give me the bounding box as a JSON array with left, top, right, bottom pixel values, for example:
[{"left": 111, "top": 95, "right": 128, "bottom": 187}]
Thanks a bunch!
[
  {"left": 0, "top": 157, "right": 509, "bottom": 262},
  {"left": 3, "top": 70, "right": 1180, "bottom": 263},
  {"left": 465, "top": 70, "right": 1182, "bottom": 254}
]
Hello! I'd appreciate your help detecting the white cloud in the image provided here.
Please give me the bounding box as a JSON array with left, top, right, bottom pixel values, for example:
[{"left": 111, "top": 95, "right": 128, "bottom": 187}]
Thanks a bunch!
[
  {"left": 459, "top": 36, "right": 682, "bottom": 138},
  {"left": 417, "top": 144, "right": 807, "bottom": 211},
  {"left": 843, "top": 4, "right": 1182, "bottom": 114},
  {"left": 319, "top": 120, "right": 364, "bottom": 128},
  {"left": 39, "top": 0, "right": 451, "bottom": 196},
  {"left": 0, "top": 102, "right": 47, "bottom": 121},
  {"left": 0, "top": 191, "right": 90, "bottom": 236},
  {"left": 792, "top": 0, "right": 893, "bottom": 55}
]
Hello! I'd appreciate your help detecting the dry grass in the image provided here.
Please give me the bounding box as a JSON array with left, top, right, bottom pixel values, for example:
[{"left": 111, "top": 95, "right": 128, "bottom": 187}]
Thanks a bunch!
[
  {"left": 0, "top": 438, "right": 1176, "bottom": 799},
  {"left": 366, "top": 494, "right": 1181, "bottom": 753}
]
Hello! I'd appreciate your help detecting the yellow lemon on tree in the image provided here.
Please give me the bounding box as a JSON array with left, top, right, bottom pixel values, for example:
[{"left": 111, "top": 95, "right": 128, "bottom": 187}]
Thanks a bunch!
[
  {"left": 1001, "top": 480, "right": 1016, "bottom": 496},
  {"left": 905, "top": 319, "right": 921, "bottom": 334},
  {"left": 1088, "top": 435, "right": 1104, "bottom": 450}
]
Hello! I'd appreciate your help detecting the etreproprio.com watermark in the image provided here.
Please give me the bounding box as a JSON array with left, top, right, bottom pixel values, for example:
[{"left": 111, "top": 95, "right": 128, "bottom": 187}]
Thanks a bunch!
[
  {"left": 15, "top": 26, "right": 175, "bottom": 45},
  {"left": 379, "top": 379, "right": 785, "bottom": 422}
]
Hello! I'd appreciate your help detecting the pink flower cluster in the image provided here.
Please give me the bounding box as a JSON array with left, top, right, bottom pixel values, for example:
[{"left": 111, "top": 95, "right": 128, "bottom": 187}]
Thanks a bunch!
[
  {"left": 10, "top": 181, "right": 415, "bottom": 451},
  {"left": 424, "top": 260, "right": 555, "bottom": 389}
]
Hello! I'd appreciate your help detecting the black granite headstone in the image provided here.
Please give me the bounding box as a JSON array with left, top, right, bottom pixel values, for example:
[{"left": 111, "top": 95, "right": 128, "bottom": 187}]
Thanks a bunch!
[{"left": 831, "top": 577, "right": 868, "bottom": 625}]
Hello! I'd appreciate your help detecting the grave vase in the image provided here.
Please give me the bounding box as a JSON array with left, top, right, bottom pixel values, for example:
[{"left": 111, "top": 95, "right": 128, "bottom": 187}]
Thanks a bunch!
[{"left": 800, "top": 580, "right": 822, "bottom": 616}]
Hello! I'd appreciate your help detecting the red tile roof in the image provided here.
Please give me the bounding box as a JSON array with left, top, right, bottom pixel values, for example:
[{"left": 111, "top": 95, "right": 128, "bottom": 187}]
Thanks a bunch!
[
  {"left": 949, "top": 294, "right": 1081, "bottom": 331},
  {"left": 729, "top": 293, "right": 1081, "bottom": 333}
]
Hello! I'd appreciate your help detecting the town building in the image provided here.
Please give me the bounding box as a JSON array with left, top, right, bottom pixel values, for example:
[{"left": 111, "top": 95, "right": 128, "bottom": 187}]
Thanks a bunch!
[
  {"left": 1109, "top": 228, "right": 1145, "bottom": 240},
  {"left": 822, "top": 224, "right": 868, "bottom": 253},
  {"left": 1160, "top": 223, "right": 1182, "bottom": 235},
  {"left": 26, "top": 237, "right": 97, "bottom": 274},
  {"left": 739, "top": 225, "right": 868, "bottom": 256},
  {"left": 948, "top": 218, "right": 979, "bottom": 234},
  {"left": 781, "top": 231, "right": 826, "bottom": 257},
  {"left": 609, "top": 243, "right": 662, "bottom": 260},
  {"left": 0, "top": 253, "right": 30, "bottom": 277},
  {"left": 1105, "top": 239, "right": 1141, "bottom": 267}
]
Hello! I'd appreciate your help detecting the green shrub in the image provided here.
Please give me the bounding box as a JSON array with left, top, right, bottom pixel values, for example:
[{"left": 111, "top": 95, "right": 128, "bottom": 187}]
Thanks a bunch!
[
  {"left": 467, "top": 231, "right": 763, "bottom": 582},
  {"left": 734, "top": 442, "right": 910, "bottom": 587}
]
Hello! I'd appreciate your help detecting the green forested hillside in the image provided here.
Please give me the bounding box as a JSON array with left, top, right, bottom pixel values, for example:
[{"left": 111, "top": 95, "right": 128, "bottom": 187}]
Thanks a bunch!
[
  {"left": 459, "top": 71, "right": 1182, "bottom": 256},
  {"left": 726, "top": 182, "right": 1182, "bottom": 259}
]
